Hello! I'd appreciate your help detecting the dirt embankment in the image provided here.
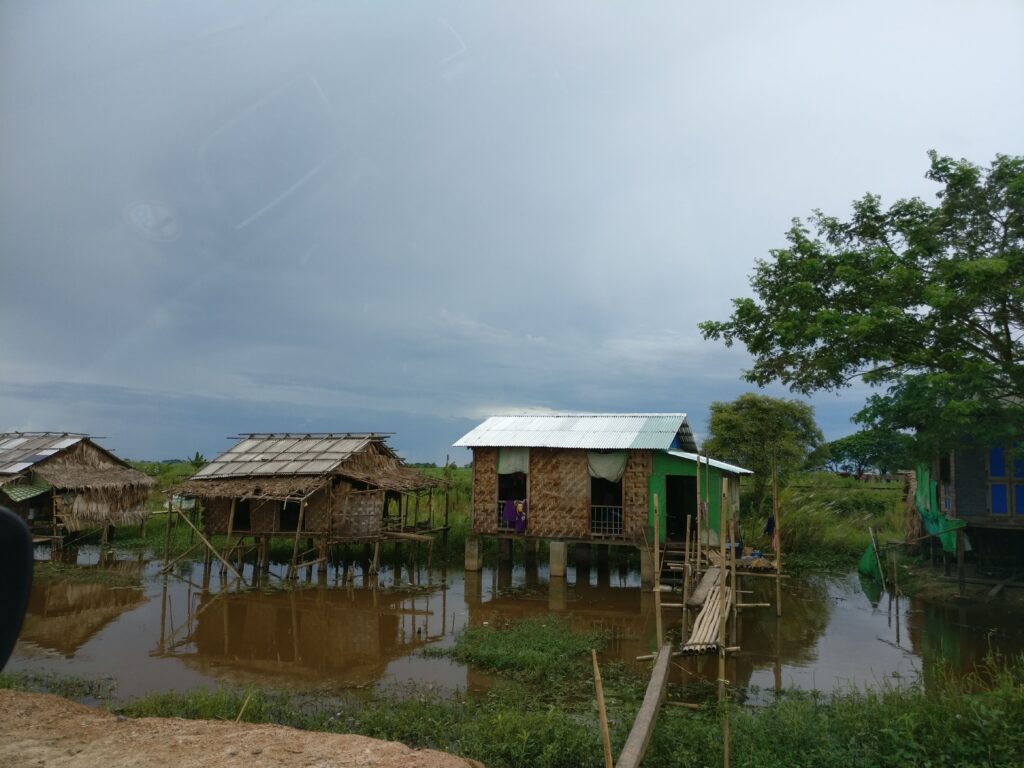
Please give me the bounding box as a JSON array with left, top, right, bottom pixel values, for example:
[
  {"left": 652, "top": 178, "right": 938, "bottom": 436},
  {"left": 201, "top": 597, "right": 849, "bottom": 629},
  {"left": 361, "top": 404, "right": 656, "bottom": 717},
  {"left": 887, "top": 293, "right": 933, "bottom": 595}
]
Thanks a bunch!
[{"left": 0, "top": 690, "right": 483, "bottom": 768}]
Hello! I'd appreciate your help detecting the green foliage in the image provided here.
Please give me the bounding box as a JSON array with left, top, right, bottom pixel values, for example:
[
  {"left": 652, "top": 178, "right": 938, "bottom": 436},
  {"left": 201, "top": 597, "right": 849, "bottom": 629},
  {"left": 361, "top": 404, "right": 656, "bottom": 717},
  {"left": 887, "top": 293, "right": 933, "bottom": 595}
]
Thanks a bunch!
[
  {"left": 113, "top": 655, "right": 1024, "bottom": 768},
  {"left": 827, "top": 428, "right": 915, "bottom": 475},
  {"left": 702, "top": 393, "right": 826, "bottom": 511},
  {"left": 187, "top": 452, "right": 207, "bottom": 469},
  {"left": 33, "top": 560, "right": 140, "bottom": 587},
  {"left": 700, "top": 151, "right": 1024, "bottom": 452},
  {"left": 127, "top": 460, "right": 198, "bottom": 510},
  {"left": 0, "top": 669, "right": 115, "bottom": 701},
  {"left": 739, "top": 472, "right": 903, "bottom": 566},
  {"left": 425, "top": 617, "right": 608, "bottom": 688}
]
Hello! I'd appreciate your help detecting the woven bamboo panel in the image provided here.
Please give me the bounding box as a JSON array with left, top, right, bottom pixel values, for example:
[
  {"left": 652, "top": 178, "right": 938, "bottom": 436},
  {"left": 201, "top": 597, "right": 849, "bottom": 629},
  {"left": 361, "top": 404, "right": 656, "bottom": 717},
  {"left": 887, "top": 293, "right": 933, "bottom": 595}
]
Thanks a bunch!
[
  {"left": 250, "top": 500, "right": 278, "bottom": 533},
  {"left": 334, "top": 490, "right": 384, "bottom": 538},
  {"left": 303, "top": 486, "right": 331, "bottom": 532},
  {"left": 528, "top": 448, "right": 589, "bottom": 539},
  {"left": 471, "top": 448, "right": 498, "bottom": 534},
  {"left": 623, "top": 450, "right": 652, "bottom": 541},
  {"left": 203, "top": 498, "right": 231, "bottom": 534}
]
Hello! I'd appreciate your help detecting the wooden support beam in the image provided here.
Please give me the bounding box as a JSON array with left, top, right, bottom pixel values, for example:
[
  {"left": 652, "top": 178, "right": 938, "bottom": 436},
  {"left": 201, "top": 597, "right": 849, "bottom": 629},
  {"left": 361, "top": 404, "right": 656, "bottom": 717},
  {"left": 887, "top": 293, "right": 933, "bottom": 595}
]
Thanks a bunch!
[
  {"left": 174, "top": 510, "right": 242, "bottom": 581},
  {"left": 615, "top": 644, "right": 672, "bottom": 768}
]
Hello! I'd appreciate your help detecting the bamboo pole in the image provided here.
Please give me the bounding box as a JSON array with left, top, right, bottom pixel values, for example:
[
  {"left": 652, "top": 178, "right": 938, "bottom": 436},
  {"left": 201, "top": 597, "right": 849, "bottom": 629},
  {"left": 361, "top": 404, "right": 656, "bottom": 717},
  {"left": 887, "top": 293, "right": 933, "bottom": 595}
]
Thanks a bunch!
[
  {"left": 653, "top": 494, "right": 663, "bottom": 647},
  {"left": 288, "top": 500, "right": 306, "bottom": 580},
  {"left": 174, "top": 509, "right": 242, "bottom": 580},
  {"left": 695, "top": 454, "right": 702, "bottom": 573},
  {"left": 773, "top": 454, "right": 783, "bottom": 618},
  {"left": 717, "top": 479, "right": 728, "bottom": 700},
  {"left": 593, "top": 650, "right": 614, "bottom": 768},
  {"left": 163, "top": 495, "right": 173, "bottom": 563},
  {"left": 683, "top": 513, "right": 692, "bottom": 634}
]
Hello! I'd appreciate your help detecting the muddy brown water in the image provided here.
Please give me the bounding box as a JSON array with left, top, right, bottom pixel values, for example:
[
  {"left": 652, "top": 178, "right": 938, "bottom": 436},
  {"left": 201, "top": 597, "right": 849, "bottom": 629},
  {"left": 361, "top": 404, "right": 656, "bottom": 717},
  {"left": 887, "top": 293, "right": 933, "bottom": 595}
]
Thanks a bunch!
[{"left": 9, "top": 545, "right": 1024, "bottom": 704}]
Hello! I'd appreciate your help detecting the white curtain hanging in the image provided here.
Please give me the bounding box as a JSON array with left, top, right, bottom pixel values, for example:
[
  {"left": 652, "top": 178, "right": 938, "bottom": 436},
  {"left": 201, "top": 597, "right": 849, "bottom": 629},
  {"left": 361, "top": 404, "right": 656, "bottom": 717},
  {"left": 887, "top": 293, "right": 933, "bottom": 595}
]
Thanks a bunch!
[
  {"left": 497, "top": 447, "right": 530, "bottom": 475},
  {"left": 587, "top": 451, "right": 627, "bottom": 482}
]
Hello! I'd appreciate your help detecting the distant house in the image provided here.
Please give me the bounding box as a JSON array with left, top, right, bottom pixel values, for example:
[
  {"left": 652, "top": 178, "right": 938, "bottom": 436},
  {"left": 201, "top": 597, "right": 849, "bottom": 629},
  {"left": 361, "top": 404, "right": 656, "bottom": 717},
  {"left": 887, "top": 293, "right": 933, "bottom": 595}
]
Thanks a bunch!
[
  {"left": 173, "top": 433, "right": 444, "bottom": 572},
  {"left": 453, "top": 413, "right": 751, "bottom": 582},
  {"left": 0, "top": 432, "right": 154, "bottom": 535}
]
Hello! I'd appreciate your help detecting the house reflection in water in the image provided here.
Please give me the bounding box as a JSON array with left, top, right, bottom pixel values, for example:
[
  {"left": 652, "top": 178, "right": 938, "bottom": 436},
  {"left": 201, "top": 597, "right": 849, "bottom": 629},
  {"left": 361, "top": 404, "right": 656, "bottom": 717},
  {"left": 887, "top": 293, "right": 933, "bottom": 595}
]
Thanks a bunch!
[
  {"left": 159, "top": 581, "right": 449, "bottom": 688},
  {"left": 20, "top": 560, "right": 146, "bottom": 657}
]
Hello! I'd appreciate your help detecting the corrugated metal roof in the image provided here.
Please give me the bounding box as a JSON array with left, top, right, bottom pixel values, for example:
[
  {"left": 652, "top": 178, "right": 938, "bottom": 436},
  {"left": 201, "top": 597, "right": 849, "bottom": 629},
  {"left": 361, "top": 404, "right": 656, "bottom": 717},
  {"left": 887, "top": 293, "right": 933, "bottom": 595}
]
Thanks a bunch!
[
  {"left": 0, "top": 433, "right": 85, "bottom": 475},
  {"left": 2, "top": 479, "right": 52, "bottom": 502},
  {"left": 454, "top": 413, "right": 698, "bottom": 452},
  {"left": 667, "top": 451, "right": 753, "bottom": 475},
  {"left": 192, "top": 433, "right": 388, "bottom": 479}
]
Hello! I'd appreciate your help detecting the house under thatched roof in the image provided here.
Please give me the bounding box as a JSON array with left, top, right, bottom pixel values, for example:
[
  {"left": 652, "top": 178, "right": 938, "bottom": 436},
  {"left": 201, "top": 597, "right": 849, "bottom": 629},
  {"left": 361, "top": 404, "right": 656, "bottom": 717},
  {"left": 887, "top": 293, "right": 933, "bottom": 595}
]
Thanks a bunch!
[
  {"left": 173, "top": 433, "right": 443, "bottom": 542},
  {"left": 0, "top": 433, "right": 154, "bottom": 532}
]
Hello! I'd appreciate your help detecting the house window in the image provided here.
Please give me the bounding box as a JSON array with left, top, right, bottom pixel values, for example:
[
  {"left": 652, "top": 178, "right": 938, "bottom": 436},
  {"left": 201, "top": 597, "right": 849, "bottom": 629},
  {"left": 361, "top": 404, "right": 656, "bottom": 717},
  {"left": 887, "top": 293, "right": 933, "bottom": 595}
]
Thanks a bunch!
[
  {"left": 497, "top": 471, "right": 527, "bottom": 530},
  {"left": 987, "top": 445, "right": 1023, "bottom": 516},
  {"left": 590, "top": 476, "right": 623, "bottom": 537}
]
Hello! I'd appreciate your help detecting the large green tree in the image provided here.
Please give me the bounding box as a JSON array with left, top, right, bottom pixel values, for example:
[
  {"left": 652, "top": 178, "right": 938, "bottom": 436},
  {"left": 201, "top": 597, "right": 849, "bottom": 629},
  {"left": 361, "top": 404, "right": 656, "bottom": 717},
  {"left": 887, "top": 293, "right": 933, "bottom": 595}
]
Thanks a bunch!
[
  {"left": 826, "top": 428, "right": 914, "bottom": 475},
  {"left": 700, "top": 152, "right": 1024, "bottom": 451},
  {"left": 701, "top": 393, "right": 825, "bottom": 512}
]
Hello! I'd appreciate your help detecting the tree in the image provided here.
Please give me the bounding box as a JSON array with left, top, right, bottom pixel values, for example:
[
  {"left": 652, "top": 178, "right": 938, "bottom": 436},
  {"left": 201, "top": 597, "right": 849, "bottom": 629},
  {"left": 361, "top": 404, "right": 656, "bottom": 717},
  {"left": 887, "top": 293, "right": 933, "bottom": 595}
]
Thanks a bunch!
[
  {"left": 188, "top": 451, "right": 207, "bottom": 469},
  {"left": 701, "top": 393, "right": 825, "bottom": 512},
  {"left": 826, "top": 428, "right": 914, "bottom": 475},
  {"left": 700, "top": 152, "right": 1024, "bottom": 451}
]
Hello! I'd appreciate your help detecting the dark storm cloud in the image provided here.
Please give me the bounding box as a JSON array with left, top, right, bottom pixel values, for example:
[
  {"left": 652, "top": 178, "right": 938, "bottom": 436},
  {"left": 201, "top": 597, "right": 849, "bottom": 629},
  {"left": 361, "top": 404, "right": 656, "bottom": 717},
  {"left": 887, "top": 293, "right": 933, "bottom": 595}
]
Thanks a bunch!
[{"left": 2, "top": 1, "right": 1022, "bottom": 461}]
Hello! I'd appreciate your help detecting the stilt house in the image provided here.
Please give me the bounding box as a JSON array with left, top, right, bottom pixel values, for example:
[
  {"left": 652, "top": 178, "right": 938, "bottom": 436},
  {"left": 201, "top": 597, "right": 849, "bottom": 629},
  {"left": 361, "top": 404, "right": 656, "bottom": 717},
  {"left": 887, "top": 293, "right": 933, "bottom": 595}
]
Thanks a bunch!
[
  {"left": 928, "top": 442, "right": 1024, "bottom": 563},
  {"left": 0, "top": 432, "right": 154, "bottom": 534},
  {"left": 454, "top": 413, "right": 751, "bottom": 545},
  {"left": 174, "top": 433, "right": 442, "bottom": 543}
]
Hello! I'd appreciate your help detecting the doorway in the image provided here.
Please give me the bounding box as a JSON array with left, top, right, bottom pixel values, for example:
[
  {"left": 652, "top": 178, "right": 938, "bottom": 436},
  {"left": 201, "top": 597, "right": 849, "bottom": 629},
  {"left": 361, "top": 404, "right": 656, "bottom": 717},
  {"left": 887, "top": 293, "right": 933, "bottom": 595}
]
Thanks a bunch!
[{"left": 665, "top": 475, "right": 697, "bottom": 541}]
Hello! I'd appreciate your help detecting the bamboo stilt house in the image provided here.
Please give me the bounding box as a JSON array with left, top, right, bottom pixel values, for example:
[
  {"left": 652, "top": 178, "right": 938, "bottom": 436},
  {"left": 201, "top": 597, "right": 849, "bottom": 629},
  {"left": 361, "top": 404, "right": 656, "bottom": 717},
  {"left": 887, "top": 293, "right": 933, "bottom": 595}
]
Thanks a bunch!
[
  {"left": 454, "top": 413, "right": 751, "bottom": 545},
  {"left": 172, "top": 433, "right": 443, "bottom": 543},
  {"left": 0, "top": 432, "right": 154, "bottom": 534}
]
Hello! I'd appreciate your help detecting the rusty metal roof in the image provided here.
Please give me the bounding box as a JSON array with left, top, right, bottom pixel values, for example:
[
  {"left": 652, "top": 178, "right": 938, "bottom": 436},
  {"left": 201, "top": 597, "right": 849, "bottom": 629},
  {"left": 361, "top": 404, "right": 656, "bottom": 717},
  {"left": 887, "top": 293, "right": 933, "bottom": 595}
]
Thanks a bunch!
[
  {"left": 192, "top": 433, "right": 394, "bottom": 479},
  {"left": 453, "top": 413, "right": 697, "bottom": 452},
  {"left": 0, "top": 433, "right": 86, "bottom": 475}
]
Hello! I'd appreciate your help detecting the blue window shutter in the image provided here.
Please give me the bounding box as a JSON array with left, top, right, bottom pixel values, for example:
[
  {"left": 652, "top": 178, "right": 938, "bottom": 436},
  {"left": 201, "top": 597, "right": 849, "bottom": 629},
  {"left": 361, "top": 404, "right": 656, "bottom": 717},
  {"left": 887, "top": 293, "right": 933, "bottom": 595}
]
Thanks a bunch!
[{"left": 991, "top": 484, "right": 1008, "bottom": 514}]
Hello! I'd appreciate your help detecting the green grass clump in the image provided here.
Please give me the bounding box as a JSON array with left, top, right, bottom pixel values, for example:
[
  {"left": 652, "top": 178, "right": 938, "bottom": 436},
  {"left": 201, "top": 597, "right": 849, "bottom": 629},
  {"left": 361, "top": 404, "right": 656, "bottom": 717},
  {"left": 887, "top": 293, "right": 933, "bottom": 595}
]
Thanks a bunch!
[
  {"left": 32, "top": 560, "right": 140, "bottom": 587},
  {"left": 0, "top": 669, "right": 115, "bottom": 702},
  {"left": 426, "top": 617, "right": 609, "bottom": 686}
]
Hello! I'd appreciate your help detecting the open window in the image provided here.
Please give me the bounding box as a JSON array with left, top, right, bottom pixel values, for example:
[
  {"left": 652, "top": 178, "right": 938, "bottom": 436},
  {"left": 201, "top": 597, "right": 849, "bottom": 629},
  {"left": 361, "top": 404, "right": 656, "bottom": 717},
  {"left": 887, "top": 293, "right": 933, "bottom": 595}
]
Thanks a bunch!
[{"left": 496, "top": 448, "right": 529, "bottom": 531}]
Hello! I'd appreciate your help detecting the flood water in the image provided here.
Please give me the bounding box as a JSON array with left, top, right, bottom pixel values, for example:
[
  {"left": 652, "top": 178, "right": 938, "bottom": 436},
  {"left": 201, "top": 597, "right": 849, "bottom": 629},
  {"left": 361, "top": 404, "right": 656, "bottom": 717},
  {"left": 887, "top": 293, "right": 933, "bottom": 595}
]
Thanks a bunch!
[{"left": 10, "top": 543, "right": 1024, "bottom": 704}]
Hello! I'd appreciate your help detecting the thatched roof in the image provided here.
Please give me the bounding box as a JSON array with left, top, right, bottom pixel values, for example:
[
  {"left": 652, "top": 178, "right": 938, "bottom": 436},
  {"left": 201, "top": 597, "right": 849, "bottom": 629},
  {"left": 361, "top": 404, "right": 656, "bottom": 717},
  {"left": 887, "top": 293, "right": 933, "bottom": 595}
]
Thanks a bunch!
[
  {"left": 173, "top": 474, "right": 326, "bottom": 502},
  {"left": 34, "top": 464, "right": 155, "bottom": 491}
]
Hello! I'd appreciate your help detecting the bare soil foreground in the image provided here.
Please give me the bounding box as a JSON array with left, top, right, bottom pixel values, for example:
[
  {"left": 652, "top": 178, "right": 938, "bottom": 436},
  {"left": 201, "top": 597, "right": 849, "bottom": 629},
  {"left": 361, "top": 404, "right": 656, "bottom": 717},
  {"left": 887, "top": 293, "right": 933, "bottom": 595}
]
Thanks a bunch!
[{"left": 0, "top": 690, "right": 483, "bottom": 768}]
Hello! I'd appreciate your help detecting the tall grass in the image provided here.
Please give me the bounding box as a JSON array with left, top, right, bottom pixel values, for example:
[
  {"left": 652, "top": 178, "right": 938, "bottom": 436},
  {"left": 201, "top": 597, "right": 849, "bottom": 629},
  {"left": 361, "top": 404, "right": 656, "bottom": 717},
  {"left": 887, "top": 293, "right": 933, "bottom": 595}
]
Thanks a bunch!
[{"left": 740, "top": 472, "right": 904, "bottom": 568}]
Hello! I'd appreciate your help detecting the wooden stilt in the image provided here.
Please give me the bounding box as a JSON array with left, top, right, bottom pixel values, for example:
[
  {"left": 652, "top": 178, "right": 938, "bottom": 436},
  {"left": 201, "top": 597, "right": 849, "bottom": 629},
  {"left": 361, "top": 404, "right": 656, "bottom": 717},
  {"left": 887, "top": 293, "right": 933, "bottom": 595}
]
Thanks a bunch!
[
  {"left": 773, "top": 455, "right": 783, "bottom": 618},
  {"left": 592, "top": 650, "right": 614, "bottom": 768},
  {"left": 163, "top": 495, "right": 173, "bottom": 563}
]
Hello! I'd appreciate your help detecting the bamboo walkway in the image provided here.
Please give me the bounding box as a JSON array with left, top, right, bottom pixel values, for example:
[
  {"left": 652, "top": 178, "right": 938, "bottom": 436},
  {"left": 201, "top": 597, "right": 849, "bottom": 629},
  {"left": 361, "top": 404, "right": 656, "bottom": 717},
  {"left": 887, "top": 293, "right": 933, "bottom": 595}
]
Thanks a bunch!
[{"left": 681, "top": 584, "right": 732, "bottom": 655}]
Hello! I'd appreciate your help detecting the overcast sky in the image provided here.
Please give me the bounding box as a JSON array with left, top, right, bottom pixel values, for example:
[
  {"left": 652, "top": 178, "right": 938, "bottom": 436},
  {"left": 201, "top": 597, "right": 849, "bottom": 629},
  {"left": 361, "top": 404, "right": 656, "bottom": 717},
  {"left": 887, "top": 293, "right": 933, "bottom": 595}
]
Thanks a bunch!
[{"left": 1, "top": 1, "right": 1022, "bottom": 463}]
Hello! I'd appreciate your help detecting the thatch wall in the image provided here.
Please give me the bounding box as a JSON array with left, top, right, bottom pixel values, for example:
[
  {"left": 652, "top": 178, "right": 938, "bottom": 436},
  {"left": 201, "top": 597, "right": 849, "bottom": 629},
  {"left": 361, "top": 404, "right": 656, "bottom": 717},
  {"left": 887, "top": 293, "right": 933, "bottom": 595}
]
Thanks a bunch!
[
  {"left": 29, "top": 441, "right": 154, "bottom": 531},
  {"left": 470, "top": 447, "right": 652, "bottom": 542}
]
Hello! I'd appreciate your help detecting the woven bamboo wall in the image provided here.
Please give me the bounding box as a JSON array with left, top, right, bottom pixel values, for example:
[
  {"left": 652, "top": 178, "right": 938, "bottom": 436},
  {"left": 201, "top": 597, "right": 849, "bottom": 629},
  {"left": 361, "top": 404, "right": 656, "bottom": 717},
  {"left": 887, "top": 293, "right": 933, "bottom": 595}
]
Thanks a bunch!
[
  {"left": 304, "top": 486, "right": 331, "bottom": 532},
  {"left": 527, "top": 448, "right": 590, "bottom": 539},
  {"left": 623, "top": 450, "right": 652, "bottom": 541},
  {"left": 204, "top": 498, "right": 231, "bottom": 533},
  {"left": 250, "top": 499, "right": 278, "bottom": 533},
  {"left": 471, "top": 448, "right": 498, "bottom": 534},
  {"left": 334, "top": 489, "right": 384, "bottom": 538}
]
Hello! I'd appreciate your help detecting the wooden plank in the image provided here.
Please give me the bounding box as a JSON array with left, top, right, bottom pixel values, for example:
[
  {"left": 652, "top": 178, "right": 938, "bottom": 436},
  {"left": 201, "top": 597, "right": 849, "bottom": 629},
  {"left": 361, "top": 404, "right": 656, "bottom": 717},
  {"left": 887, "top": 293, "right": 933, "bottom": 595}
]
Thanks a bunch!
[
  {"left": 686, "top": 567, "right": 720, "bottom": 607},
  {"left": 987, "top": 572, "right": 1023, "bottom": 597},
  {"left": 615, "top": 644, "right": 672, "bottom": 768}
]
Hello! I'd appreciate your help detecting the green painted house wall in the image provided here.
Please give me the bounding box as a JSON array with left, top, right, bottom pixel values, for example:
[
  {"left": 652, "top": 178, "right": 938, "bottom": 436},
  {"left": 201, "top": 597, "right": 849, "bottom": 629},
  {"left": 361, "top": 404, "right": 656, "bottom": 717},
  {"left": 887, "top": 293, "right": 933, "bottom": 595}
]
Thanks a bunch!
[{"left": 647, "top": 452, "right": 728, "bottom": 540}]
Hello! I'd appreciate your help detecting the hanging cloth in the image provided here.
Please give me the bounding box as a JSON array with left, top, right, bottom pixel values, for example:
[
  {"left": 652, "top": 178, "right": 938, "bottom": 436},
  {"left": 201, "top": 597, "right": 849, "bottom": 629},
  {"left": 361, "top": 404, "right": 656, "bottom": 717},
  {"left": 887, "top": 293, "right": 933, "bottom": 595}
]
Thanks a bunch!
[
  {"left": 497, "top": 447, "right": 529, "bottom": 475},
  {"left": 587, "top": 451, "right": 627, "bottom": 482}
]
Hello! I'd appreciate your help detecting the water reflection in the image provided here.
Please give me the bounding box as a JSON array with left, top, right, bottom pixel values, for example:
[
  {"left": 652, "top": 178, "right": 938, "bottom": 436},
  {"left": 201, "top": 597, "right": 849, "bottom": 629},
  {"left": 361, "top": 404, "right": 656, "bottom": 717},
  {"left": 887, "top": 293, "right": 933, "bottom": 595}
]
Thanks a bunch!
[
  {"left": 20, "top": 559, "right": 146, "bottom": 657},
  {"left": 10, "top": 546, "right": 1024, "bottom": 703}
]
